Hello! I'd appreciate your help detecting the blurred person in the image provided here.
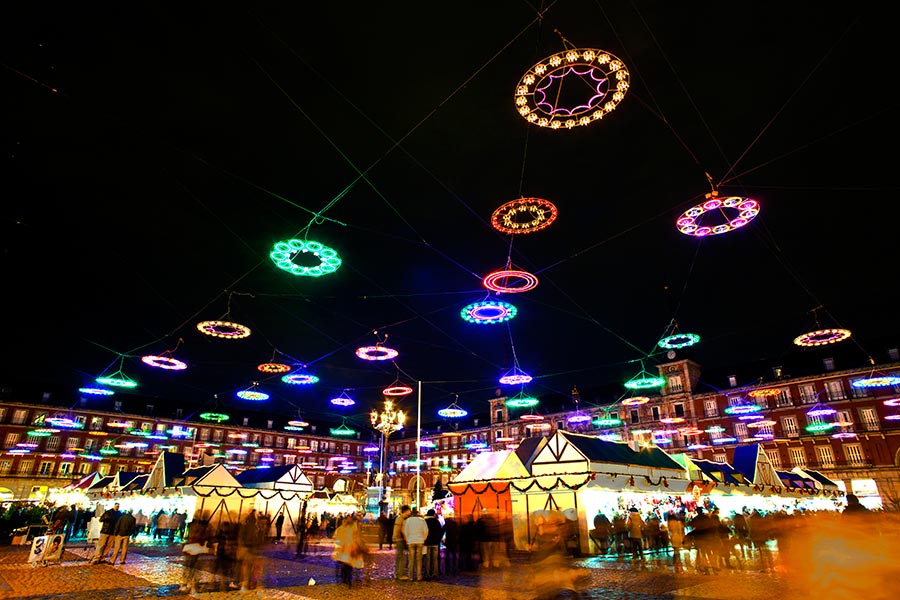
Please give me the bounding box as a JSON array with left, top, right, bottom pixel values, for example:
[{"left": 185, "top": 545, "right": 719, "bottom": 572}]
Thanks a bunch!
[
  {"left": 667, "top": 511, "right": 685, "bottom": 574},
  {"left": 442, "top": 514, "right": 460, "bottom": 575},
  {"left": 91, "top": 502, "right": 121, "bottom": 564},
  {"left": 237, "top": 510, "right": 265, "bottom": 591},
  {"left": 843, "top": 493, "right": 870, "bottom": 515},
  {"left": 611, "top": 512, "right": 628, "bottom": 555},
  {"left": 530, "top": 511, "right": 590, "bottom": 599},
  {"left": 213, "top": 521, "right": 239, "bottom": 591},
  {"left": 133, "top": 510, "right": 148, "bottom": 539},
  {"left": 392, "top": 505, "right": 411, "bottom": 580},
  {"left": 377, "top": 511, "right": 390, "bottom": 549},
  {"left": 592, "top": 510, "right": 612, "bottom": 554},
  {"left": 626, "top": 507, "right": 645, "bottom": 562},
  {"left": 423, "top": 508, "right": 443, "bottom": 579},
  {"left": 180, "top": 510, "right": 211, "bottom": 594},
  {"left": 732, "top": 508, "right": 750, "bottom": 559},
  {"left": 274, "top": 512, "right": 285, "bottom": 543},
  {"left": 403, "top": 508, "right": 427, "bottom": 581},
  {"left": 748, "top": 509, "right": 773, "bottom": 571},
  {"left": 109, "top": 508, "right": 136, "bottom": 565},
  {"left": 331, "top": 514, "right": 365, "bottom": 587}
]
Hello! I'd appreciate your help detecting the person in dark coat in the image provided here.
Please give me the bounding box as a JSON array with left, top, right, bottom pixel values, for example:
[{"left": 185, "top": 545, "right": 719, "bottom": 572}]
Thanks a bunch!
[
  {"left": 442, "top": 515, "right": 460, "bottom": 575},
  {"left": 274, "top": 513, "right": 285, "bottom": 543},
  {"left": 91, "top": 502, "right": 121, "bottom": 564},
  {"left": 423, "top": 508, "right": 444, "bottom": 580},
  {"left": 109, "top": 509, "right": 136, "bottom": 564},
  {"left": 378, "top": 512, "right": 391, "bottom": 549}
]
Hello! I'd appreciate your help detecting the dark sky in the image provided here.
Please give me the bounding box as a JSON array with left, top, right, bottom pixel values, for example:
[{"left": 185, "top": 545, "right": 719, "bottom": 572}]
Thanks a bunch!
[{"left": 3, "top": 2, "right": 899, "bottom": 433}]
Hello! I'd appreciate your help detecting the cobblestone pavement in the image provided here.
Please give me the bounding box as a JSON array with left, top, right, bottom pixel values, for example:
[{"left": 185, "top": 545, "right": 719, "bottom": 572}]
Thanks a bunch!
[{"left": 0, "top": 537, "right": 852, "bottom": 600}]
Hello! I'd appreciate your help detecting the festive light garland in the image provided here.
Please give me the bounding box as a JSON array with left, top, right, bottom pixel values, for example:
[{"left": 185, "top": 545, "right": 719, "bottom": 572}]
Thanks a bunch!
[
  {"left": 95, "top": 373, "right": 138, "bottom": 388},
  {"left": 884, "top": 398, "right": 900, "bottom": 407},
  {"left": 567, "top": 413, "right": 591, "bottom": 424},
  {"left": 806, "top": 403, "right": 837, "bottom": 417},
  {"left": 78, "top": 387, "right": 114, "bottom": 396},
  {"left": 438, "top": 403, "right": 468, "bottom": 418},
  {"left": 330, "top": 391, "right": 355, "bottom": 407},
  {"left": 851, "top": 376, "right": 900, "bottom": 388},
  {"left": 705, "top": 426, "right": 725, "bottom": 434},
  {"left": 793, "top": 328, "right": 852, "bottom": 347},
  {"left": 237, "top": 389, "right": 269, "bottom": 401},
  {"left": 676, "top": 194, "right": 760, "bottom": 236},
  {"left": 519, "top": 413, "right": 544, "bottom": 421},
  {"left": 724, "top": 402, "right": 762, "bottom": 415},
  {"left": 738, "top": 413, "right": 764, "bottom": 421},
  {"left": 460, "top": 300, "right": 517, "bottom": 324},
  {"left": 499, "top": 367, "right": 532, "bottom": 385},
  {"left": 657, "top": 333, "right": 700, "bottom": 349},
  {"left": 287, "top": 419, "right": 310, "bottom": 428},
  {"left": 884, "top": 414, "right": 900, "bottom": 421},
  {"left": 748, "top": 388, "right": 781, "bottom": 398},
  {"left": 831, "top": 431, "right": 858, "bottom": 439},
  {"left": 281, "top": 373, "right": 320, "bottom": 385},
  {"left": 363, "top": 445, "right": 379, "bottom": 453},
  {"left": 491, "top": 197, "right": 558, "bottom": 234},
  {"left": 746, "top": 419, "right": 776, "bottom": 428},
  {"left": 383, "top": 383, "right": 414, "bottom": 397},
  {"left": 330, "top": 423, "right": 356, "bottom": 437},
  {"left": 515, "top": 48, "right": 630, "bottom": 130},
  {"left": 196, "top": 320, "right": 251, "bottom": 339},
  {"left": 269, "top": 239, "right": 342, "bottom": 277},
  {"left": 805, "top": 422, "right": 835, "bottom": 433},
  {"left": 711, "top": 436, "right": 738, "bottom": 444},
  {"left": 592, "top": 417, "right": 623, "bottom": 427},
  {"left": 483, "top": 268, "right": 539, "bottom": 294},
  {"left": 199, "top": 412, "right": 229, "bottom": 422},
  {"left": 355, "top": 345, "right": 399, "bottom": 361},
  {"left": 141, "top": 355, "right": 188, "bottom": 370},
  {"left": 506, "top": 391, "right": 539, "bottom": 408},
  {"left": 659, "top": 417, "right": 685, "bottom": 424},
  {"left": 257, "top": 362, "right": 291, "bottom": 373},
  {"left": 624, "top": 370, "right": 665, "bottom": 390},
  {"left": 622, "top": 396, "right": 650, "bottom": 406}
]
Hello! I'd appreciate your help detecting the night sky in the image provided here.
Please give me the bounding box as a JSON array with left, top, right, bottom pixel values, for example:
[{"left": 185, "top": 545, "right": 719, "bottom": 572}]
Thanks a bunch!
[{"left": 3, "top": 3, "right": 899, "bottom": 433}]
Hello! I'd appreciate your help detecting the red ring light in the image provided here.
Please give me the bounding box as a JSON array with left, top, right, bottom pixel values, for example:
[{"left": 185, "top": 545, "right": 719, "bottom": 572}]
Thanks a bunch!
[
  {"left": 356, "top": 345, "right": 399, "bottom": 361},
  {"left": 676, "top": 194, "right": 759, "bottom": 237},
  {"left": 491, "top": 197, "right": 558, "bottom": 234},
  {"left": 257, "top": 362, "right": 291, "bottom": 373},
  {"left": 383, "top": 385, "right": 414, "bottom": 397},
  {"left": 483, "top": 269, "right": 539, "bottom": 294}
]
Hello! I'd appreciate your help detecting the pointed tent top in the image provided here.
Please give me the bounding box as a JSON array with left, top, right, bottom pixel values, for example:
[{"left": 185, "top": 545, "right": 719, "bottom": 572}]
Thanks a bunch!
[{"left": 558, "top": 431, "right": 683, "bottom": 471}]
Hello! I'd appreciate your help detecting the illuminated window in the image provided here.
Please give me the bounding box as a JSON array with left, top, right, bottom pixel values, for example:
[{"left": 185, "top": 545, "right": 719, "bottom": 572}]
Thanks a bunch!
[
  {"left": 66, "top": 437, "right": 81, "bottom": 450},
  {"left": 667, "top": 375, "right": 683, "bottom": 393},
  {"left": 775, "top": 388, "right": 792, "bottom": 407},
  {"left": 59, "top": 462, "right": 72, "bottom": 475},
  {"left": 781, "top": 416, "right": 799, "bottom": 438},
  {"left": 287, "top": 438, "right": 296, "bottom": 449},
  {"left": 844, "top": 444, "right": 865, "bottom": 466},
  {"left": 766, "top": 450, "right": 782, "bottom": 468},
  {"left": 788, "top": 447, "right": 807, "bottom": 467},
  {"left": 734, "top": 422, "right": 749, "bottom": 440},
  {"left": 713, "top": 454, "right": 727, "bottom": 463},
  {"left": 798, "top": 384, "right": 817, "bottom": 404},
  {"left": 4, "top": 433, "right": 19, "bottom": 448},
  {"left": 12, "top": 409, "right": 28, "bottom": 424},
  {"left": 89, "top": 417, "right": 103, "bottom": 431},
  {"left": 39, "top": 461, "right": 53, "bottom": 475},
  {"left": 46, "top": 436, "right": 60, "bottom": 450},
  {"left": 815, "top": 445, "right": 835, "bottom": 467},
  {"left": 824, "top": 380, "right": 845, "bottom": 401},
  {"left": 32, "top": 412, "right": 47, "bottom": 425},
  {"left": 199, "top": 429, "right": 210, "bottom": 441},
  {"left": 18, "top": 460, "right": 33, "bottom": 474},
  {"left": 78, "top": 463, "right": 92, "bottom": 474},
  {"left": 704, "top": 400, "right": 719, "bottom": 417},
  {"left": 98, "top": 464, "right": 110, "bottom": 476},
  {"left": 264, "top": 435, "right": 273, "bottom": 447},
  {"left": 858, "top": 407, "right": 879, "bottom": 431},
  {"left": 84, "top": 438, "right": 95, "bottom": 452},
  {"left": 0, "top": 461, "right": 9, "bottom": 474},
  {"left": 212, "top": 429, "right": 223, "bottom": 442},
  {"left": 276, "top": 436, "right": 285, "bottom": 448}
]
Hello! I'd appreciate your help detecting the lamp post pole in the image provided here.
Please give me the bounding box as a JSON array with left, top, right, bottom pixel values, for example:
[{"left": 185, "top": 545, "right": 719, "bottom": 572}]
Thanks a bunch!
[{"left": 371, "top": 399, "right": 406, "bottom": 514}]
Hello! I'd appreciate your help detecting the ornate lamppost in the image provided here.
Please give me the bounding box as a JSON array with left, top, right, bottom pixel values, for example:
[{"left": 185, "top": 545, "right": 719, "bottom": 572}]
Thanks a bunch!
[{"left": 371, "top": 399, "right": 406, "bottom": 514}]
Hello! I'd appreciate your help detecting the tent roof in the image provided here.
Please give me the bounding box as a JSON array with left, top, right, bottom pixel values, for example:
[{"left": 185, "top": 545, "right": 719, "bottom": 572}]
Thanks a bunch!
[
  {"left": 731, "top": 444, "right": 761, "bottom": 481},
  {"left": 794, "top": 467, "right": 839, "bottom": 489},
  {"left": 453, "top": 450, "right": 514, "bottom": 483},
  {"left": 235, "top": 464, "right": 294, "bottom": 484},
  {"left": 114, "top": 472, "right": 144, "bottom": 487},
  {"left": 88, "top": 476, "right": 114, "bottom": 490},
  {"left": 690, "top": 458, "right": 748, "bottom": 485},
  {"left": 122, "top": 474, "right": 149, "bottom": 491},
  {"left": 514, "top": 436, "right": 546, "bottom": 470},
  {"left": 560, "top": 431, "right": 684, "bottom": 471}
]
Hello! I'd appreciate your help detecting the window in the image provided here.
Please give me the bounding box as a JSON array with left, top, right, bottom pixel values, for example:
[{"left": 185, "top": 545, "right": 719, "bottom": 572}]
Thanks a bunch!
[
  {"left": 264, "top": 435, "right": 273, "bottom": 447},
  {"left": 815, "top": 445, "right": 835, "bottom": 467},
  {"left": 98, "top": 464, "right": 110, "bottom": 475},
  {"left": 59, "top": 462, "right": 72, "bottom": 475},
  {"left": 824, "top": 380, "right": 845, "bottom": 401},
  {"left": 310, "top": 440, "right": 319, "bottom": 452},
  {"left": 19, "top": 460, "right": 33, "bottom": 474},
  {"left": 823, "top": 358, "right": 835, "bottom": 371},
  {"left": 674, "top": 403, "right": 685, "bottom": 418},
  {"left": 146, "top": 404, "right": 154, "bottom": 414},
  {"left": 141, "top": 422, "right": 153, "bottom": 433},
  {"left": 212, "top": 429, "right": 223, "bottom": 442},
  {"left": 766, "top": 450, "right": 782, "bottom": 468},
  {"left": 90, "top": 417, "right": 103, "bottom": 431},
  {"left": 79, "top": 462, "right": 92, "bottom": 474},
  {"left": 284, "top": 454, "right": 296, "bottom": 465},
  {"left": 735, "top": 422, "right": 749, "bottom": 440},
  {"left": 714, "top": 454, "right": 727, "bottom": 463},
  {"left": 651, "top": 406, "right": 660, "bottom": 421},
  {"left": 46, "top": 436, "right": 61, "bottom": 450},
  {"left": 176, "top": 408, "right": 183, "bottom": 418},
  {"left": 32, "top": 411, "right": 48, "bottom": 425},
  {"left": 267, "top": 420, "right": 273, "bottom": 430},
  {"left": 704, "top": 399, "right": 719, "bottom": 417},
  {"left": 4, "top": 433, "right": 20, "bottom": 448},
  {"left": 287, "top": 438, "right": 296, "bottom": 449},
  {"left": 844, "top": 444, "right": 865, "bottom": 466},
  {"left": 84, "top": 438, "right": 95, "bottom": 452},
  {"left": 39, "top": 461, "right": 53, "bottom": 475},
  {"left": 343, "top": 443, "right": 351, "bottom": 455},
  {"left": 0, "top": 408, "right": 6, "bottom": 422},
  {"left": 859, "top": 407, "right": 879, "bottom": 431},
  {"left": 788, "top": 447, "right": 807, "bottom": 467},
  {"left": 727, "top": 396, "right": 743, "bottom": 409},
  {"left": 495, "top": 410, "right": 503, "bottom": 423},
  {"left": 243, "top": 417, "right": 249, "bottom": 426},
  {"left": 12, "top": 409, "right": 28, "bottom": 424},
  {"left": 667, "top": 375, "right": 684, "bottom": 393},
  {"left": 728, "top": 375, "right": 737, "bottom": 387},
  {"left": 775, "top": 388, "right": 792, "bottom": 407},
  {"left": 495, "top": 429, "right": 503, "bottom": 441},
  {"left": 276, "top": 436, "right": 285, "bottom": 448},
  {"left": 0, "top": 460, "right": 10, "bottom": 474},
  {"left": 781, "top": 416, "right": 799, "bottom": 438},
  {"left": 114, "top": 401, "right": 122, "bottom": 412},
  {"left": 630, "top": 409, "right": 639, "bottom": 424},
  {"left": 851, "top": 384, "right": 870, "bottom": 399},
  {"left": 66, "top": 437, "right": 81, "bottom": 450},
  {"left": 798, "top": 384, "right": 817, "bottom": 404},
  {"left": 199, "top": 428, "right": 210, "bottom": 441}
]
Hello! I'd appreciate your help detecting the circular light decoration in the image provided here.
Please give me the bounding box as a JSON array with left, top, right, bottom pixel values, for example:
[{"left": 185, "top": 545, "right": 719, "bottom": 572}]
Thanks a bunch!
[
  {"left": 269, "top": 239, "right": 343, "bottom": 277},
  {"left": 483, "top": 268, "right": 539, "bottom": 294},
  {"left": 884, "top": 398, "right": 900, "bottom": 407},
  {"left": 567, "top": 413, "right": 591, "bottom": 424},
  {"left": 257, "top": 362, "right": 291, "bottom": 374},
  {"left": 515, "top": 48, "right": 630, "bottom": 130},
  {"left": 288, "top": 419, "right": 310, "bottom": 428},
  {"left": 236, "top": 389, "right": 269, "bottom": 401},
  {"left": 793, "top": 328, "right": 852, "bottom": 347},
  {"left": 724, "top": 402, "right": 762, "bottom": 415},
  {"left": 807, "top": 403, "right": 837, "bottom": 417},
  {"left": 622, "top": 396, "right": 650, "bottom": 406},
  {"left": 519, "top": 413, "right": 544, "bottom": 421},
  {"left": 438, "top": 403, "right": 468, "bottom": 419},
  {"left": 199, "top": 412, "right": 229, "bottom": 422},
  {"left": 592, "top": 417, "right": 623, "bottom": 428},
  {"left": 383, "top": 383, "right": 414, "bottom": 397},
  {"left": 330, "top": 391, "right": 355, "bottom": 407},
  {"left": 748, "top": 388, "right": 781, "bottom": 398},
  {"left": 284, "top": 425, "right": 305, "bottom": 431},
  {"left": 26, "top": 430, "right": 51, "bottom": 438},
  {"left": 746, "top": 419, "right": 776, "bottom": 429},
  {"left": 506, "top": 391, "right": 539, "bottom": 408},
  {"left": 282, "top": 373, "right": 320, "bottom": 385},
  {"left": 196, "top": 320, "right": 251, "bottom": 339},
  {"left": 95, "top": 373, "right": 137, "bottom": 389},
  {"left": 330, "top": 423, "right": 356, "bottom": 437},
  {"left": 739, "top": 413, "right": 764, "bottom": 421},
  {"left": 687, "top": 443, "right": 711, "bottom": 450},
  {"left": 624, "top": 371, "right": 665, "bottom": 390},
  {"left": 832, "top": 431, "right": 858, "bottom": 439},
  {"left": 711, "top": 436, "right": 738, "bottom": 444},
  {"left": 884, "top": 414, "right": 900, "bottom": 421},
  {"left": 676, "top": 195, "right": 760, "bottom": 237},
  {"left": 79, "top": 387, "right": 114, "bottom": 396},
  {"left": 355, "top": 345, "right": 399, "bottom": 361},
  {"left": 851, "top": 376, "right": 900, "bottom": 388},
  {"left": 141, "top": 355, "right": 187, "bottom": 370},
  {"left": 631, "top": 428, "right": 653, "bottom": 435},
  {"left": 460, "top": 300, "right": 517, "bottom": 324},
  {"left": 499, "top": 367, "right": 532, "bottom": 386},
  {"left": 705, "top": 426, "right": 726, "bottom": 434},
  {"left": 805, "top": 422, "right": 835, "bottom": 433},
  {"left": 657, "top": 333, "right": 700, "bottom": 350},
  {"left": 491, "top": 197, "right": 558, "bottom": 235},
  {"left": 679, "top": 427, "right": 703, "bottom": 436},
  {"left": 363, "top": 445, "right": 379, "bottom": 454}
]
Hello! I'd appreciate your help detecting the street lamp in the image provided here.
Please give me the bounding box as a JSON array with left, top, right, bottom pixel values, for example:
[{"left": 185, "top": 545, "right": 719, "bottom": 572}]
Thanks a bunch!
[{"left": 370, "top": 399, "right": 406, "bottom": 514}]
